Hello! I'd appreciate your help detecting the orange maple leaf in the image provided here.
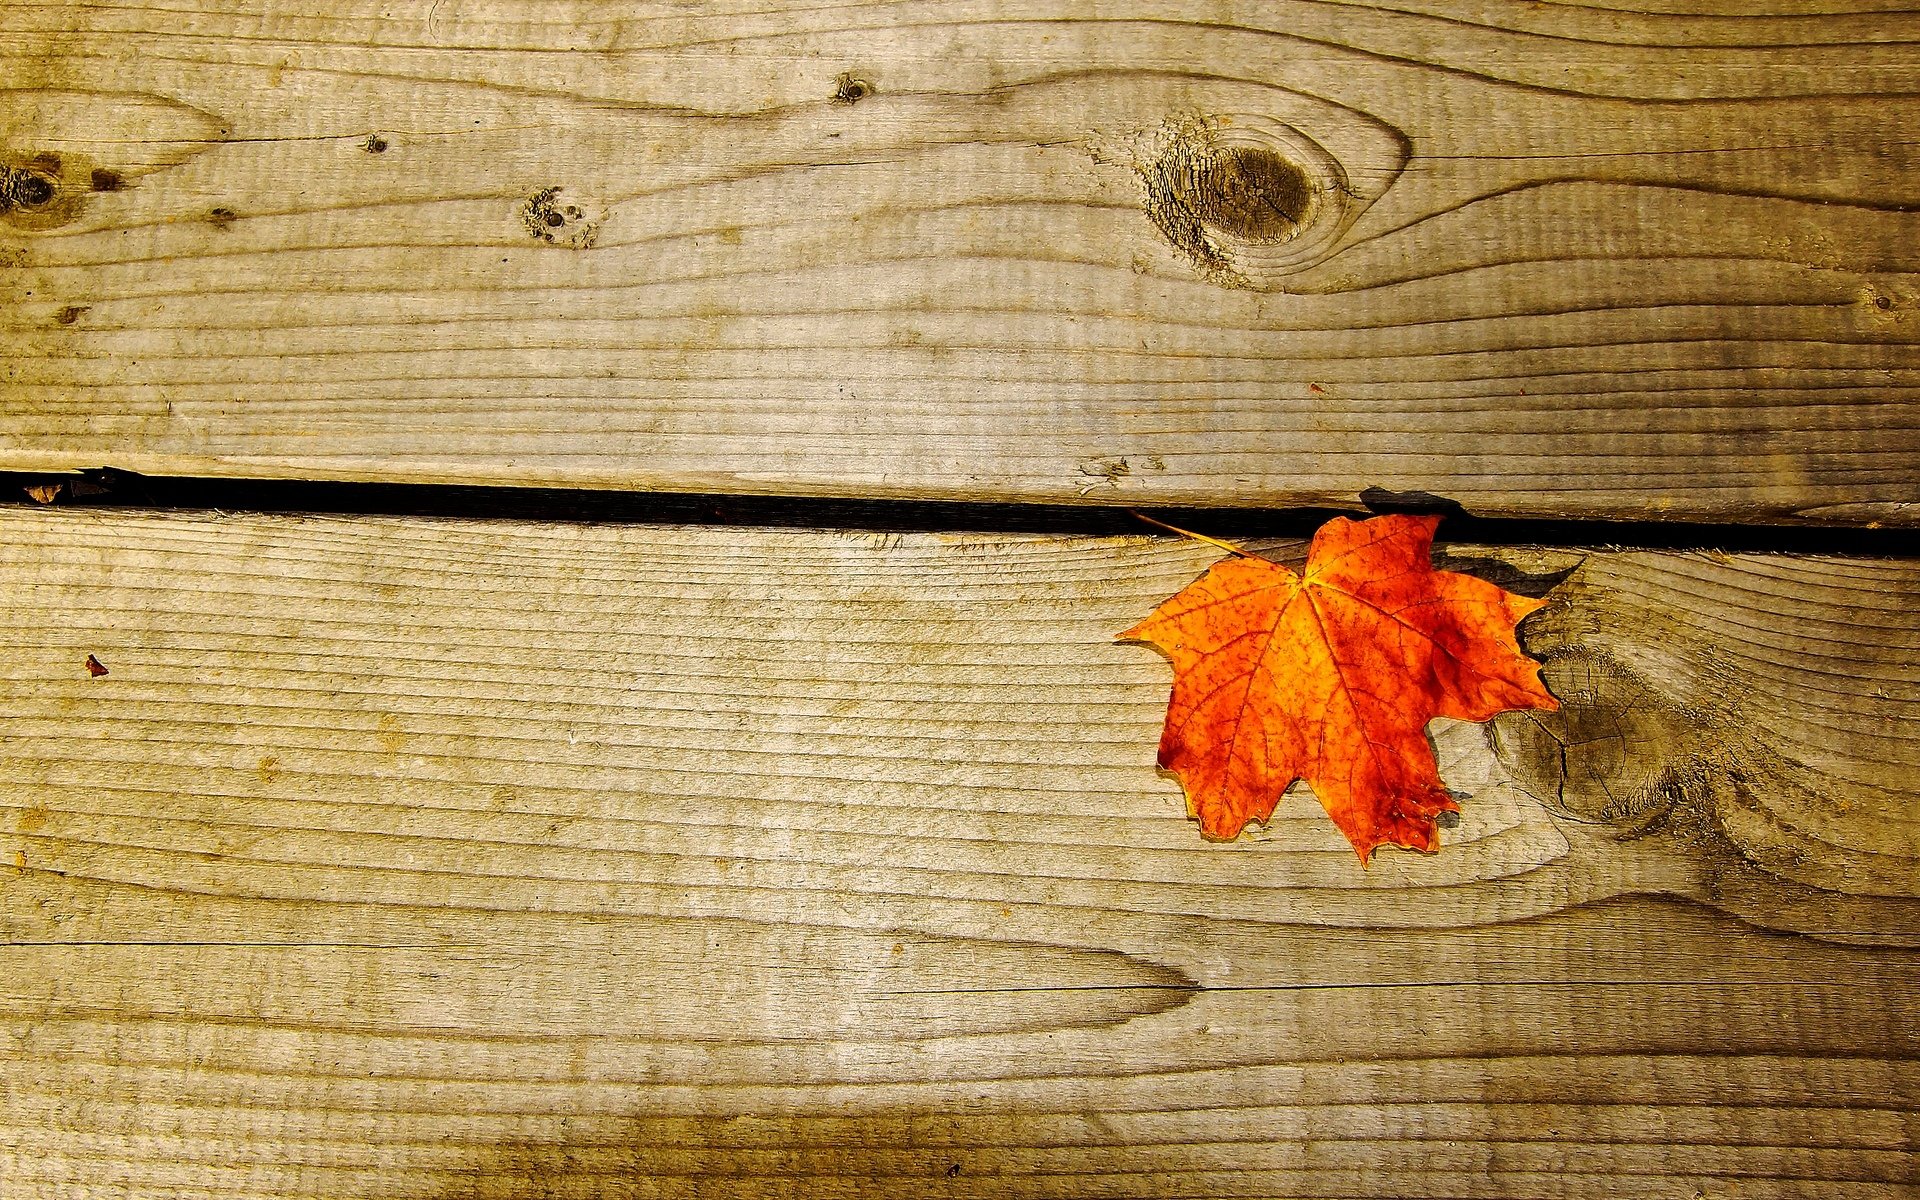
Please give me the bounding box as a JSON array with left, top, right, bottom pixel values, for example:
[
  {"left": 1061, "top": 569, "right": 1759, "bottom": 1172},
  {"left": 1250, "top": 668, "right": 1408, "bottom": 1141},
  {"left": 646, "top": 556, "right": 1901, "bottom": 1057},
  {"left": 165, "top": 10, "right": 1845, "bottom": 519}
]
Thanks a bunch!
[{"left": 1120, "top": 513, "right": 1558, "bottom": 862}]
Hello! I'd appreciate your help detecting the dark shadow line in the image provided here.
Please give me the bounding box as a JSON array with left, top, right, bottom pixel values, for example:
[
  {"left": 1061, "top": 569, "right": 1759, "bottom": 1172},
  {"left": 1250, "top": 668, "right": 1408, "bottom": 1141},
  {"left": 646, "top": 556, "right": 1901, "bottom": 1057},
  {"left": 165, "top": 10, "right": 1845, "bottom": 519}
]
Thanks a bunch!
[{"left": 4, "top": 469, "right": 1916, "bottom": 557}]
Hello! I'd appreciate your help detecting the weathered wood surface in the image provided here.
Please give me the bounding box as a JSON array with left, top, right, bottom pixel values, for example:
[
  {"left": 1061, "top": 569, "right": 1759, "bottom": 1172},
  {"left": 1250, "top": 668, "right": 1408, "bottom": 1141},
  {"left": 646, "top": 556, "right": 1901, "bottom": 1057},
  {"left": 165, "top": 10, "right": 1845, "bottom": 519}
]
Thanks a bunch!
[
  {"left": 1, "top": 507, "right": 1914, "bottom": 1198},
  {"left": 4, "top": 2, "right": 1920, "bottom": 523}
]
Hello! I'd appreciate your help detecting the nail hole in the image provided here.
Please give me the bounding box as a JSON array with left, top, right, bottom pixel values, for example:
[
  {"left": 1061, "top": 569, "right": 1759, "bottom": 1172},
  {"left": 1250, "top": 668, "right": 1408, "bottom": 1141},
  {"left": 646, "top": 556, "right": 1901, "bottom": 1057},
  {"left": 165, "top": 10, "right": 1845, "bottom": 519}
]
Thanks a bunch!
[
  {"left": 833, "top": 72, "right": 873, "bottom": 104},
  {"left": 519, "top": 185, "right": 599, "bottom": 249}
]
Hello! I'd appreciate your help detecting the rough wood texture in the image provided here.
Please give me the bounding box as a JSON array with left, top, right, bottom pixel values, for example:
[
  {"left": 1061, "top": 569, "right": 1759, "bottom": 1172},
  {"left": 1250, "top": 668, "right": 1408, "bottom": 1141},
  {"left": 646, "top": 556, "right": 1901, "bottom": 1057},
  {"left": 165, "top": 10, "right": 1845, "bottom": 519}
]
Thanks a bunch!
[
  {"left": 1, "top": 508, "right": 1914, "bottom": 1198},
  {"left": 4, "top": 2, "right": 1920, "bottom": 522}
]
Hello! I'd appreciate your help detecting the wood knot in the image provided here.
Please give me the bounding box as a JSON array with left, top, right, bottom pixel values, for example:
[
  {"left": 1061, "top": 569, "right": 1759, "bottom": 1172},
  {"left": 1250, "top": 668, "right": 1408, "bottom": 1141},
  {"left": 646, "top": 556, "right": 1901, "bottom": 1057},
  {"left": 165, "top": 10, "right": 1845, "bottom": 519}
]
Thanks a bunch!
[
  {"left": 1176, "top": 145, "right": 1312, "bottom": 243},
  {"left": 1132, "top": 112, "right": 1400, "bottom": 289},
  {"left": 1489, "top": 649, "right": 1690, "bottom": 829},
  {"left": 5, "top": 167, "right": 55, "bottom": 209},
  {"left": 2, "top": 149, "right": 126, "bottom": 230},
  {"left": 2, "top": 152, "right": 82, "bottom": 229}
]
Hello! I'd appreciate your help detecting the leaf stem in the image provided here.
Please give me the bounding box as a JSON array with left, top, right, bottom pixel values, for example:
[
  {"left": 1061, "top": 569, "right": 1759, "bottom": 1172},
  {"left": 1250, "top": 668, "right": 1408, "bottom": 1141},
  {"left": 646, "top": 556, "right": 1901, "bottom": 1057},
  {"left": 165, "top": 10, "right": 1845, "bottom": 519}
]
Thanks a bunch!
[{"left": 1126, "top": 511, "right": 1266, "bottom": 560}]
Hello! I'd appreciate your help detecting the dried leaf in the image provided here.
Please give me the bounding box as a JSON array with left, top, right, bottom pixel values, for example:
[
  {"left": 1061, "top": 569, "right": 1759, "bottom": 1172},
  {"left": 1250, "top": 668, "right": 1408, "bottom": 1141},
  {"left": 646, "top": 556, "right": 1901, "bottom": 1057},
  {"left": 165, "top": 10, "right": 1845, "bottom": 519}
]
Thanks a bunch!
[{"left": 1121, "top": 513, "right": 1558, "bottom": 861}]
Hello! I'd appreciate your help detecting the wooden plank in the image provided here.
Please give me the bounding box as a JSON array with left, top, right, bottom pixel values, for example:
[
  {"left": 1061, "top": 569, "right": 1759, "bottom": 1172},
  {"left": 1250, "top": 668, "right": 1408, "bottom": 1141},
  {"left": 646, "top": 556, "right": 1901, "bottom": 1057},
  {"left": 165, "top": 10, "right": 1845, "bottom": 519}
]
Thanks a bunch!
[
  {"left": 4, "top": 1, "right": 1920, "bottom": 523},
  {"left": 0, "top": 507, "right": 1914, "bottom": 1198}
]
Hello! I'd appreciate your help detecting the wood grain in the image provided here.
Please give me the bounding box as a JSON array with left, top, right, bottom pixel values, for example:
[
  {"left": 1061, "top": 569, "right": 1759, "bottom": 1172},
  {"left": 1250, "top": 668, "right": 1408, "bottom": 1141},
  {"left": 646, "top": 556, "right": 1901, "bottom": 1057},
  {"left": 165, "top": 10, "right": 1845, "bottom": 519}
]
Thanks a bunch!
[
  {"left": 1, "top": 507, "right": 1914, "bottom": 1198},
  {"left": 4, "top": 1, "right": 1920, "bottom": 522}
]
